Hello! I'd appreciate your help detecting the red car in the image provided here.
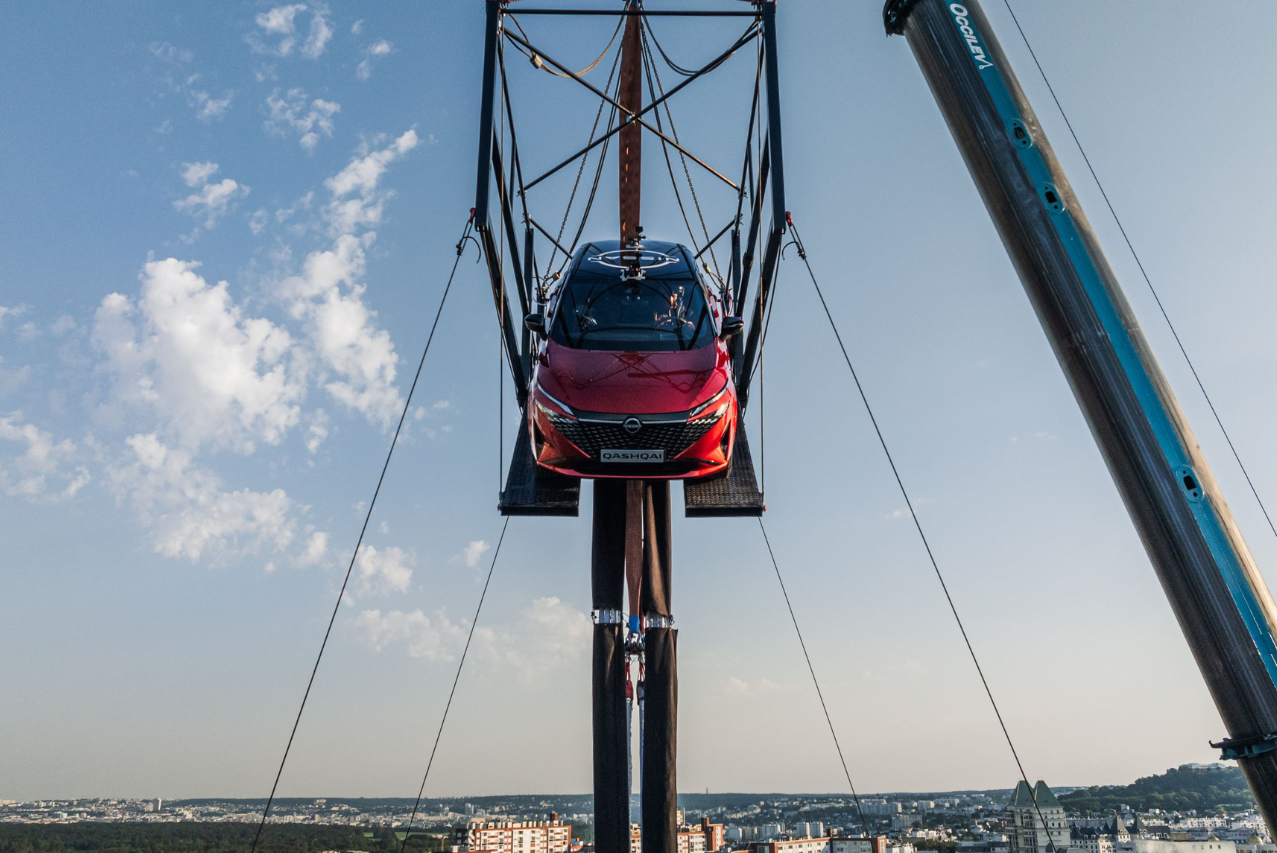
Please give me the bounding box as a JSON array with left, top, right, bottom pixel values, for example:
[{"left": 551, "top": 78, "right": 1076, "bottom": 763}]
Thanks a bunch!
[{"left": 524, "top": 240, "right": 743, "bottom": 480}]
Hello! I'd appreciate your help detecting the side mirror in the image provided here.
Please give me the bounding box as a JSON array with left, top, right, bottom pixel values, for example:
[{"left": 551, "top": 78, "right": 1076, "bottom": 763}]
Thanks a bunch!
[
  {"left": 524, "top": 312, "right": 547, "bottom": 336},
  {"left": 720, "top": 316, "right": 744, "bottom": 338}
]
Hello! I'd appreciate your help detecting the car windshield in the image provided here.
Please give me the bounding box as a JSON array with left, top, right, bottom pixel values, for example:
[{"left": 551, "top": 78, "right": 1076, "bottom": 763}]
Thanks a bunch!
[{"left": 550, "top": 265, "right": 715, "bottom": 352}]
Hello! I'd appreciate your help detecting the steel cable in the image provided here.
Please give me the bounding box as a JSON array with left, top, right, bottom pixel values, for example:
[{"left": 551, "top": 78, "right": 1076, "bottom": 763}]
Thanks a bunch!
[
  {"left": 790, "top": 220, "right": 1058, "bottom": 852},
  {"left": 248, "top": 215, "right": 475, "bottom": 853},
  {"left": 757, "top": 518, "right": 871, "bottom": 837},
  {"left": 507, "top": 13, "right": 624, "bottom": 79},
  {"left": 1001, "top": 0, "right": 1277, "bottom": 545},
  {"left": 397, "top": 516, "right": 511, "bottom": 853}
]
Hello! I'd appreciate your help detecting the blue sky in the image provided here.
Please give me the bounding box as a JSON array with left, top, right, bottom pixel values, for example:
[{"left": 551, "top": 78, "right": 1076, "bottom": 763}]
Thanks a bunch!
[{"left": 4, "top": 0, "right": 1277, "bottom": 801}]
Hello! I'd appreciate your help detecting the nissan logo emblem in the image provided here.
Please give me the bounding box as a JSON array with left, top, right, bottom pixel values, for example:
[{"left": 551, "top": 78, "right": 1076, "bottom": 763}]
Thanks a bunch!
[{"left": 623, "top": 417, "right": 642, "bottom": 435}]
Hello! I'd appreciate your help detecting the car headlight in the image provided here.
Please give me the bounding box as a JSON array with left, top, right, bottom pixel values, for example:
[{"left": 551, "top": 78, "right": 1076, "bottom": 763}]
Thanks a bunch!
[
  {"left": 688, "top": 385, "right": 729, "bottom": 420},
  {"left": 536, "top": 389, "right": 576, "bottom": 421}
]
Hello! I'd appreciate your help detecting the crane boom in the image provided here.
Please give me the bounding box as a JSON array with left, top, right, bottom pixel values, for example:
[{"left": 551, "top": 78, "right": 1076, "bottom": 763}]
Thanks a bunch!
[{"left": 886, "top": 0, "right": 1277, "bottom": 829}]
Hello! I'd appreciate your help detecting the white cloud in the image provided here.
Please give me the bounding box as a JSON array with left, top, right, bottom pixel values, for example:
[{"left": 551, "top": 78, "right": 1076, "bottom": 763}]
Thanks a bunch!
[
  {"left": 181, "top": 162, "right": 219, "bottom": 188},
  {"left": 354, "top": 543, "right": 413, "bottom": 596},
  {"left": 351, "top": 19, "right": 363, "bottom": 35},
  {"left": 462, "top": 539, "right": 490, "bottom": 569},
  {"left": 305, "top": 408, "right": 329, "bottom": 453},
  {"left": 92, "top": 259, "right": 304, "bottom": 453},
  {"left": 249, "top": 5, "right": 331, "bottom": 60},
  {"left": 251, "top": 4, "right": 307, "bottom": 56},
  {"left": 273, "top": 131, "right": 419, "bottom": 427},
  {"left": 295, "top": 529, "right": 328, "bottom": 567},
  {"left": 0, "top": 305, "right": 26, "bottom": 330},
  {"left": 150, "top": 42, "right": 193, "bottom": 64},
  {"left": 249, "top": 208, "right": 269, "bottom": 235},
  {"left": 175, "top": 163, "right": 250, "bottom": 231},
  {"left": 264, "top": 88, "right": 340, "bottom": 151},
  {"left": 109, "top": 433, "right": 294, "bottom": 561},
  {"left": 353, "top": 608, "right": 466, "bottom": 661},
  {"left": 0, "top": 357, "right": 31, "bottom": 400},
  {"left": 301, "top": 4, "right": 333, "bottom": 59},
  {"left": 354, "top": 597, "right": 592, "bottom": 680},
  {"left": 473, "top": 597, "right": 593, "bottom": 679},
  {"left": 322, "top": 129, "right": 418, "bottom": 234},
  {"left": 355, "top": 39, "right": 393, "bottom": 81},
  {"left": 725, "top": 676, "right": 787, "bottom": 695},
  {"left": 0, "top": 414, "right": 89, "bottom": 502},
  {"left": 190, "top": 90, "right": 233, "bottom": 122}
]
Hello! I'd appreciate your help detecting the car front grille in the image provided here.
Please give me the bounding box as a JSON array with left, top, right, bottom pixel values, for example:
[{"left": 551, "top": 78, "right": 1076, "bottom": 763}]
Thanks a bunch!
[{"left": 547, "top": 411, "right": 721, "bottom": 460}]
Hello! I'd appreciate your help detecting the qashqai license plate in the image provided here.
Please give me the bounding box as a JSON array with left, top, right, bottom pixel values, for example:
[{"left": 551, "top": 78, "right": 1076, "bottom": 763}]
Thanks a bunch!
[{"left": 600, "top": 449, "right": 665, "bottom": 463}]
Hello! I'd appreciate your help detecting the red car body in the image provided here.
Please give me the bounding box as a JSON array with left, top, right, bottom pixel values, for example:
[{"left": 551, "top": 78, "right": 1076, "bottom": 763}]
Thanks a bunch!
[{"left": 527, "top": 240, "right": 739, "bottom": 480}]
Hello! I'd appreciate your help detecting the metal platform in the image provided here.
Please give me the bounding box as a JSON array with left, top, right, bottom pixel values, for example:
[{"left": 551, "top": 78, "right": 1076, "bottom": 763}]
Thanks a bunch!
[
  {"left": 499, "top": 419, "right": 581, "bottom": 516},
  {"left": 683, "top": 425, "right": 765, "bottom": 517}
]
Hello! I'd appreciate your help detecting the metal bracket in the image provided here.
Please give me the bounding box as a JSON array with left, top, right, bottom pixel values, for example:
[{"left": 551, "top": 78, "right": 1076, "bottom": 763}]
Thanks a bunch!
[
  {"left": 1211, "top": 732, "right": 1277, "bottom": 761},
  {"left": 644, "top": 613, "right": 675, "bottom": 629},
  {"left": 882, "top": 0, "right": 922, "bottom": 36},
  {"left": 593, "top": 608, "right": 626, "bottom": 625}
]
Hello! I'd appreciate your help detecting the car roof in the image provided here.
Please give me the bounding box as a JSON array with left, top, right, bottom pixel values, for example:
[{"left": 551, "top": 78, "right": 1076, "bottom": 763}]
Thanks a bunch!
[{"left": 571, "top": 240, "right": 696, "bottom": 279}]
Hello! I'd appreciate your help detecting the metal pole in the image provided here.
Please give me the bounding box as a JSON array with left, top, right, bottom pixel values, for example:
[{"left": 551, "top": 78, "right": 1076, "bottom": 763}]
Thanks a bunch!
[
  {"left": 885, "top": 0, "right": 1277, "bottom": 828},
  {"left": 619, "top": 0, "right": 644, "bottom": 245},
  {"left": 593, "top": 480, "right": 630, "bottom": 853},
  {"left": 641, "top": 481, "right": 677, "bottom": 853}
]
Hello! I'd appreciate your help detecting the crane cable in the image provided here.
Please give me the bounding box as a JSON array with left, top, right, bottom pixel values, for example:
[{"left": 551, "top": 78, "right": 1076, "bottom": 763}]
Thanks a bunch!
[
  {"left": 788, "top": 219, "right": 1059, "bottom": 853},
  {"left": 248, "top": 213, "right": 477, "bottom": 853},
  {"left": 758, "top": 518, "right": 871, "bottom": 837},
  {"left": 1001, "top": 0, "right": 1277, "bottom": 545},
  {"left": 542, "top": 26, "right": 624, "bottom": 279},
  {"left": 397, "top": 516, "right": 512, "bottom": 853},
  {"left": 506, "top": 13, "right": 625, "bottom": 80},
  {"left": 641, "top": 19, "right": 725, "bottom": 287}
]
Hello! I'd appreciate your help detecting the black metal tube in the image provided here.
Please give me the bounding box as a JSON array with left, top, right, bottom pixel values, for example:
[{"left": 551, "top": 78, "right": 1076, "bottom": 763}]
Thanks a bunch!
[
  {"left": 887, "top": 0, "right": 1277, "bottom": 827},
  {"left": 642, "top": 627, "right": 677, "bottom": 853},
  {"left": 492, "top": 137, "right": 529, "bottom": 320},
  {"left": 592, "top": 480, "right": 629, "bottom": 853},
  {"left": 641, "top": 481, "right": 675, "bottom": 853},
  {"left": 474, "top": 0, "right": 500, "bottom": 224},
  {"left": 478, "top": 222, "right": 528, "bottom": 405},
  {"left": 761, "top": 1, "right": 785, "bottom": 229}
]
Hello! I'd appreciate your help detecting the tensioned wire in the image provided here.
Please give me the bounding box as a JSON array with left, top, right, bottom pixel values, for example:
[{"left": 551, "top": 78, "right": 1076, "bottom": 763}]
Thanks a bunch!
[
  {"left": 789, "top": 220, "right": 1058, "bottom": 851},
  {"left": 248, "top": 215, "right": 476, "bottom": 853},
  {"left": 397, "top": 517, "right": 511, "bottom": 853},
  {"left": 757, "top": 518, "right": 872, "bottom": 837}
]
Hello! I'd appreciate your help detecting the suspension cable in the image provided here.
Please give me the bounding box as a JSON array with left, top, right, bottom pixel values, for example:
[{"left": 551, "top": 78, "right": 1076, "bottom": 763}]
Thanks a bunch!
[
  {"left": 249, "top": 214, "right": 476, "bottom": 853},
  {"left": 642, "top": 19, "right": 723, "bottom": 286},
  {"left": 544, "top": 32, "right": 623, "bottom": 278},
  {"left": 1001, "top": 0, "right": 1277, "bottom": 544},
  {"left": 397, "top": 516, "right": 511, "bottom": 853},
  {"left": 640, "top": 29, "right": 707, "bottom": 263},
  {"left": 507, "top": 13, "right": 624, "bottom": 80},
  {"left": 758, "top": 518, "right": 869, "bottom": 837},
  {"left": 643, "top": 17, "right": 699, "bottom": 77},
  {"left": 788, "top": 220, "right": 1059, "bottom": 852}
]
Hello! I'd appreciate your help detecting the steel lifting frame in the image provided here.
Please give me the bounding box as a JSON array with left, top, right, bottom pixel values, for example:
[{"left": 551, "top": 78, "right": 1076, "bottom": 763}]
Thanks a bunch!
[{"left": 473, "top": 0, "right": 784, "bottom": 416}]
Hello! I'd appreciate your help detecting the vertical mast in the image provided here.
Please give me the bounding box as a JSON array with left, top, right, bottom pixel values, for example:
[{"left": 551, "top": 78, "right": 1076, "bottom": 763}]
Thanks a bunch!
[{"left": 619, "top": 0, "right": 643, "bottom": 244}]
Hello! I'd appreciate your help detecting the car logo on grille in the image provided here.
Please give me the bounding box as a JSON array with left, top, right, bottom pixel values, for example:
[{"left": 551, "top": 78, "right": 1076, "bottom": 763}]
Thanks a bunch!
[{"left": 623, "top": 417, "right": 642, "bottom": 435}]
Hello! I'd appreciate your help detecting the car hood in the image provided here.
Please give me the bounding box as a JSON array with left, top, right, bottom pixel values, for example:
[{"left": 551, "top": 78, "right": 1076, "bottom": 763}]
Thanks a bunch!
[{"left": 538, "top": 342, "right": 726, "bottom": 415}]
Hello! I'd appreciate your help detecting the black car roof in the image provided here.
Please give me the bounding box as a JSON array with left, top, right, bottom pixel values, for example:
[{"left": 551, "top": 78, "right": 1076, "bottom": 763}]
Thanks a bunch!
[{"left": 570, "top": 240, "right": 696, "bottom": 279}]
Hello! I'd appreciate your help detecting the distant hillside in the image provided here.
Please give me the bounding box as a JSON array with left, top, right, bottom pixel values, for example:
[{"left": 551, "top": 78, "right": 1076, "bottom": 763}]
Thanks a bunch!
[{"left": 1059, "top": 766, "right": 1254, "bottom": 815}]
